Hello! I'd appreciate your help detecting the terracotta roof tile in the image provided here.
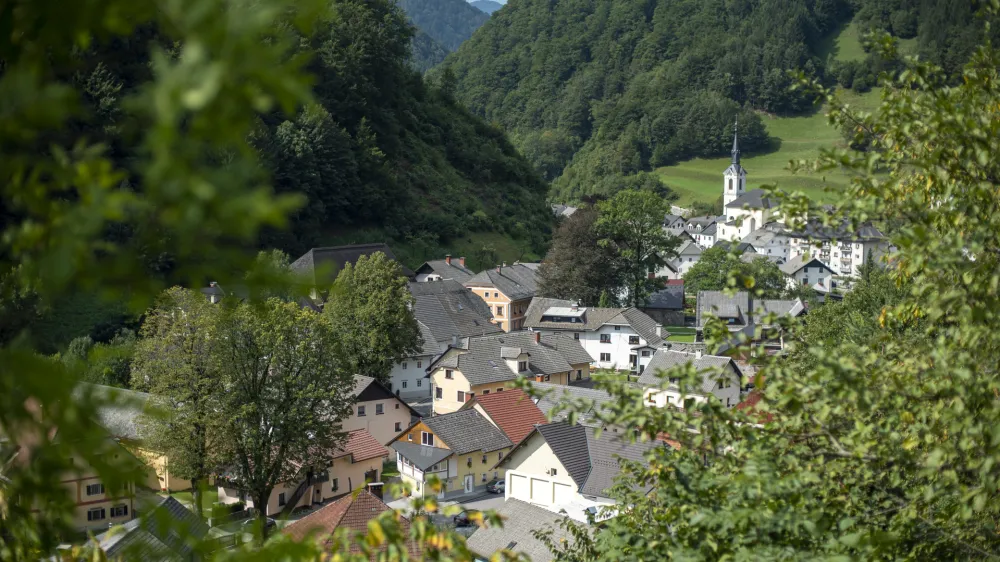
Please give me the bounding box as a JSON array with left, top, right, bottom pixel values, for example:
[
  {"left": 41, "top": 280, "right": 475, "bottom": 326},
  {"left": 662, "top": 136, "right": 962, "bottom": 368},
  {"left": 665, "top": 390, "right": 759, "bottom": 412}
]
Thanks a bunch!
[
  {"left": 468, "top": 389, "right": 547, "bottom": 444},
  {"left": 734, "top": 390, "right": 773, "bottom": 423},
  {"left": 282, "top": 490, "right": 420, "bottom": 557},
  {"left": 334, "top": 429, "right": 390, "bottom": 463}
]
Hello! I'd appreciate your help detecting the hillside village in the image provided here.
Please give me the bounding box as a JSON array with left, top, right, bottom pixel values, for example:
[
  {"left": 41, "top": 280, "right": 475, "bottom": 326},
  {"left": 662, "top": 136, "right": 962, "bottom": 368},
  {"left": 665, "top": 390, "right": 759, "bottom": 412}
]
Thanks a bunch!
[{"left": 18, "top": 127, "right": 899, "bottom": 560}]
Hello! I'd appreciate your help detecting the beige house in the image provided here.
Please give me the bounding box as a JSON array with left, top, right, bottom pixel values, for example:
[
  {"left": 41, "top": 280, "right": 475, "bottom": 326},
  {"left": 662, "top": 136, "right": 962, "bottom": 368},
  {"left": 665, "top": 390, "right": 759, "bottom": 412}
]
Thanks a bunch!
[
  {"left": 389, "top": 409, "right": 512, "bottom": 499},
  {"left": 464, "top": 263, "right": 541, "bottom": 332},
  {"left": 217, "top": 428, "right": 388, "bottom": 517},
  {"left": 427, "top": 331, "right": 592, "bottom": 416},
  {"left": 343, "top": 375, "right": 421, "bottom": 445},
  {"left": 637, "top": 349, "right": 743, "bottom": 409}
]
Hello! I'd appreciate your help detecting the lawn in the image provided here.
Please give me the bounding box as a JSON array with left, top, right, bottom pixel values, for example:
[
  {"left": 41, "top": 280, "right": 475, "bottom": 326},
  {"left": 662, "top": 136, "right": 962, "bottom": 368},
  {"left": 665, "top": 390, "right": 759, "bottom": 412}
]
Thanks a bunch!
[
  {"left": 382, "top": 459, "right": 400, "bottom": 479},
  {"left": 656, "top": 88, "right": 881, "bottom": 208},
  {"left": 664, "top": 326, "right": 696, "bottom": 343},
  {"left": 163, "top": 489, "right": 219, "bottom": 512}
]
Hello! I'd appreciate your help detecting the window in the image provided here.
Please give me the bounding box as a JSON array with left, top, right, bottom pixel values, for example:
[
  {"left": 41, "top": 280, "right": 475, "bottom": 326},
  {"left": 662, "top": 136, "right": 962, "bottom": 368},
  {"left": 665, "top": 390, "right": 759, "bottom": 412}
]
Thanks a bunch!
[
  {"left": 494, "top": 471, "right": 498, "bottom": 479},
  {"left": 278, "top": 493, "right": 287, "bottom": 506},
  {"left": 551, "top": 468, "right": 558, "bottom": 476},
  {"left": 86, "top": 483, "right": 104, "bottom": 496},
  {"left": 544, "top": 374, "right": 551, "bottom": 382},
  {"left": 435, "top": 388, "right": 443, "bottom": 399},
  {"left": 628, "top": 336, "right": 640, "bottom": 345},
  {"left": 573, "top": 332, "right": 580, "bottom": 340},
  {"left": 422, "top": 432, "right": 434, "bottom": 446},
  {"left": 417, "top": 360, "right": 422, "bottom": 368},
  {"left": 482, "top": 473, "right": 487, "bottom": 482},
  {"left": 576, "top": 370, "right": 582, "bottom": 381},
  {"left": 417, "top": 379, "right": 422, "bottom": 387},
  {"left": 497, "top": 387, "right": 504, "bottom": 392},
  {"left": 614, "top": 326, "right": 621, "bottom": 331},
  {"left": 496, "top": 306, "right": 504, "bottom": 316},
  {"left": 376, "top": 403, "right": 384, "bottom": 415},
  {"left": 407, "top": 433, "right": 413, "bottom": 441},
  {"left": 467, "top": 457, "right": 473, "bottom": 467},
  {"left": 482, "top": 454, "right": 487, "bottom": 464},
  {"left": 518, "top": 361, "right": 527, "bottom": 372},
  {"left": 87, "top": 508, "right": 106, "bottom": 522},
  {"left": 395, "top": 422, "right": 403, "bottom": 432},
  {"left": 357, "top": 405, "right": 366, "bottom": 417},
  {"left": 600, "top": 353, "right": 611, "bottom": 362},
  {"left": 445, "top": 370, "right": 453, "bottom": 379},
  {"left": 728, "top": 178, "right": 733, "bottom": 191},
  {"left": 498, "top": 452, "right": 503, "bottom": 461},
  {"left": 718, "top": 377, "right": 732, "bottom": 389},
  {"left": 600, "top": 334, "right": 611, "bottom": 344},
  {"left": 482, "top": 389, "right": 490, "bottom": 395},
  {"left": 402, "top": 381, "right": 408, "bottom": 388},
  {"left": 402, "top": 362, "right": 408, "bottom": 370},
  {"left": 395, "top": 403, "right": 400, "bottom": 409},
  {"left": 641, "top": 350, "right": 651, "bottom": 357},
  {"left": 332, "top": 478, "right": 339, "bottom": 492},
  {"left": 110, "top": 504, "right": 128, "bottom": 518},
  {"left": 457, "top": 390, "right": 466, "bottom": 402}
]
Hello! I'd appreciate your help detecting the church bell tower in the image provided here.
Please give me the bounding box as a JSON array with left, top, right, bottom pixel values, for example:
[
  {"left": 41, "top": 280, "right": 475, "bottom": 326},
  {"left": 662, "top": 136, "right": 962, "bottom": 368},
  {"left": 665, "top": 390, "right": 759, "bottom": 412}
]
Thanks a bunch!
[{"left": 723, "top": 119, "right": 747, "bottom": 208}]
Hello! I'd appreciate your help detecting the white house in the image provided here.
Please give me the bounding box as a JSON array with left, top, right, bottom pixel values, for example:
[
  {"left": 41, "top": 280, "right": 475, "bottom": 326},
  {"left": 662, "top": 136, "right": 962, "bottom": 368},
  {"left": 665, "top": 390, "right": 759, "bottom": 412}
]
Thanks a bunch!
[
  {"left": 780, "top": 255, "right": 836, "bottom": 293},
  {"left": 386, "top": 320, "right": 441, "bottom": 401},
  {"left": 495, "top": 422, "right": 664, "bottom": 520},
  {"left": 656, "top": 240, "right": 703, "bottom": 280},
  {"left": 786, "top": 222, "right": 890, "bottom": 277},
  {"left": 741, "top": 225, "right": 792, "bottom": 262},
  {"left": 344, "top": 376, "right": 422, "bottom": 445},
  {"left": 524, "top": 298, "right": 667, "bottom": 373},
  {"left": 637, "top": 349, "right": 743, "bottom": 409},
  {"left": 684, "top": 216, "right": 721, "bottom": 249}
]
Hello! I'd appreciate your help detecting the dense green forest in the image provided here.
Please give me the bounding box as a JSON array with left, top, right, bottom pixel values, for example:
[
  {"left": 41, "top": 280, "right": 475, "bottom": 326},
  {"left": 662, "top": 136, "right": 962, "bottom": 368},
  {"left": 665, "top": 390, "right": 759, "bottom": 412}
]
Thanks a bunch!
[
  {"left": 9, "top": 0, "right": 551, "bottom": 353},
  {"left": 410, "top": 28, "right": 450, "bottom": 71},
  {"left": 439, "top": 0, "right": 989, "bottom": 202},
  {"left": 397, "top": 0, "right": 490, "bottom": 52}
]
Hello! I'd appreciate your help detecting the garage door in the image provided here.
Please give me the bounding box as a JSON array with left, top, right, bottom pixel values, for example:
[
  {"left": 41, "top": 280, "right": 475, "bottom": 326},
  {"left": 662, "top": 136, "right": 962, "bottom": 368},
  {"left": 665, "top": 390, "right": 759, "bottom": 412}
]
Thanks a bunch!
[
  {"left": 509, "top": 474, "right": 528, "bottom": 501},
  {"left": 530, "top": 478, "right": 550, "bottom": 504},
  {"left": 553, "top": 482, "right": 573, "bottom": 505}
]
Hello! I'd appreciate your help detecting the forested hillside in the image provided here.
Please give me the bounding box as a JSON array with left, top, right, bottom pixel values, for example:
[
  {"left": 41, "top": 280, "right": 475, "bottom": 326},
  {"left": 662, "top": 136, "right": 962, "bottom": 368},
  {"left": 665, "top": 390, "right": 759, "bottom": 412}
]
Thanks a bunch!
[
  {"left": 470, "top": 0, "right": 504, "bottom": 14},
  {"left": 410, "top": 28, "right": 450, "bottom": 71},
  {"left": 440, "top": 0, "right": 989, "bottom": 202},
  {"left": 23, "top": 0, "right": 551, "bottom": 352},
  {"left": 397, "top": 0, "right": 490, "bottom": 52}
]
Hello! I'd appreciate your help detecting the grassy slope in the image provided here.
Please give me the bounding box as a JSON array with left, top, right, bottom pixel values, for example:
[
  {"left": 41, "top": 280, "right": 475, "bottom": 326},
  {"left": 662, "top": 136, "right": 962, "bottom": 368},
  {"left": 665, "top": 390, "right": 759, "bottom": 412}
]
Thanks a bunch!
[{"left": 656, "top": 18, "right": 913, "bottom": 208}]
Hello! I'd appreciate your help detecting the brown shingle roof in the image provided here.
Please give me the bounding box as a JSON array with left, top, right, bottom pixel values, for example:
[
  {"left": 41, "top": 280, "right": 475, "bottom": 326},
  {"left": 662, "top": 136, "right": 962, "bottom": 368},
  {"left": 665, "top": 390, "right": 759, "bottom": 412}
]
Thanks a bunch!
[
  {"left": 333, "top": 429, "right": 389, "bottom": 463},
  {"left": 282, "top": 489, "right": 419, "bottom": 556},
  {"left": 465, "top": 388, "right": 547, "bottom": 444}
]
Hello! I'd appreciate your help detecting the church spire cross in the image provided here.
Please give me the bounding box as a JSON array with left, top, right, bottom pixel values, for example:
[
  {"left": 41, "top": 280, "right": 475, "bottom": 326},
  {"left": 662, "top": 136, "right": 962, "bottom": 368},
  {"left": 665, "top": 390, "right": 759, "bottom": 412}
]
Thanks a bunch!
[{"left": 731, "top": 117, "right": 741, "bottom": 165}]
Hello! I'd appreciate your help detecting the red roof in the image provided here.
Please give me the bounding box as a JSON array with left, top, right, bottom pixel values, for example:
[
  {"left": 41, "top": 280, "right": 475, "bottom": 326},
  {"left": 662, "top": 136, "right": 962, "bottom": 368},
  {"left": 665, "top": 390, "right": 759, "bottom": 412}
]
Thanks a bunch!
[
  {"left": 468, "top": 388, "right": 547, "bottom": 444},
  {"left": 283, "top": 489, "right": 419, "bottom": 555},
  {"left": 334, "top": 429, "right": 389, "bottom": 463},
  {"left": 734, "top": 390, "right": 774, "bottom": 423},
  {"left": 665, "top": 279, "right": 684, "bottom": 286},
  {"left": 656, "top": 432, "right": 682, "bottom": 450}
]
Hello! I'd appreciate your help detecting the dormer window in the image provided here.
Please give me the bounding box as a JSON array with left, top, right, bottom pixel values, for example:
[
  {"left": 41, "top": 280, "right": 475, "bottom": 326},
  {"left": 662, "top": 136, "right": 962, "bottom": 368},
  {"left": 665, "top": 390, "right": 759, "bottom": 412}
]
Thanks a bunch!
[{"left": 518, "top": 361, "right": 527, "bottom": 372}]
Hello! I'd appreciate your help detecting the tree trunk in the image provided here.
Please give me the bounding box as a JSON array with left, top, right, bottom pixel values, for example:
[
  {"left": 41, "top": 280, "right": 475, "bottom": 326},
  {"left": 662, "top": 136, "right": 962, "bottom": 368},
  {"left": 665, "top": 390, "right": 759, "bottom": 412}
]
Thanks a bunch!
[
  {"left": 253, "top": 490, "right": 271, "bottom": 543},
  {"left": 191, "top": 478, "right": 203, "bottom": 519}
]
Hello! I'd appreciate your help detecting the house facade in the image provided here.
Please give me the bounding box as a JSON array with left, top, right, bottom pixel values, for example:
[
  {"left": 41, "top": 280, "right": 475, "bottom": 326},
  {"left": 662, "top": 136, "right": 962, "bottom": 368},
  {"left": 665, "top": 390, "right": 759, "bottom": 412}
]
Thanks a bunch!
[
  {"left": 427, "top": 331, "right": 591, "bottom": 415},
  {"left": 385, "top": 321, "right": 441, "bottom": 401},
  {"left": 780, "top": 255, "right": 836, "bottom": 293},
  {"left": 343, "top": 376, "right": 421, "bottom": 445},
  {"left": 464, "top": 263, "right": 541, "bottom": 332},
  {"left": 524, "top": 298, "right": 666, "bottom": 373},
  {"left": 389, "top": 410, "right": 512, "bottom": 498},
  {"left": 696, "top": 291, "right": 805, "bottom": 352},
  {"left": 496, "top": 422, "right": 662, "bottom": 520},
  {"left": 458, "top": 388, "right": 548, "bottom": 445},
  {"left": 656, "top": 240, "right": 702, "bottom": 280},
  {"left": 638, "top": 349, "right": 743, "bottom": 408}
]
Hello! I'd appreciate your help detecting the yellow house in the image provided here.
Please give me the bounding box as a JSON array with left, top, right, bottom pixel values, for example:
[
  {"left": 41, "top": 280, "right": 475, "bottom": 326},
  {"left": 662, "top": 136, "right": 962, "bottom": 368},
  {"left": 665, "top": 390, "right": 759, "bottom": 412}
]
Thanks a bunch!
[
  {"left": 427, "top": 331, "right": 592, "bottom": 416},
  {"left": 389, "top": 410, "right": 512, "bottom": 498},
  {"left": 464, "top": 263, "right": 540, "bottom": 332},
  {"left": 217, "top": 428, "right": 388, "bottom": 517},
  {"left": 342, "top": 375, "right": 421, "bottom": 445}
]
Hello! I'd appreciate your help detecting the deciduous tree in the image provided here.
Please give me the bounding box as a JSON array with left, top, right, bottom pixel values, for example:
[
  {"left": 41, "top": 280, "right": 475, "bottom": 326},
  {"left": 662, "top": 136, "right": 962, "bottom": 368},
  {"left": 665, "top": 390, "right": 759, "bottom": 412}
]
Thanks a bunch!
[
  {"left": 323, "top": 252, "right": 420, "bottom": 384},
  {"left": 538, "top": 208, "right": 622, "bottom": 306},
  {"left": 682, "top": 245, "right": 787, "bottom": 298}
]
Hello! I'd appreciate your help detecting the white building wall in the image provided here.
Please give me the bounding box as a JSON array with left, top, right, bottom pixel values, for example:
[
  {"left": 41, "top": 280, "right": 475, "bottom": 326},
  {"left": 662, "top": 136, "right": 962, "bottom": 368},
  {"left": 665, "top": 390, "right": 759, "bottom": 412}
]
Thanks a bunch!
[
  {"left": 533, "top": 325, "right": 656, "bottom": 371},
  {"left": 785, "top": 264, "right": 833, "bottom": 293},
  {"left": 387, "top": 353, "right": 436, "bottom": 401}
]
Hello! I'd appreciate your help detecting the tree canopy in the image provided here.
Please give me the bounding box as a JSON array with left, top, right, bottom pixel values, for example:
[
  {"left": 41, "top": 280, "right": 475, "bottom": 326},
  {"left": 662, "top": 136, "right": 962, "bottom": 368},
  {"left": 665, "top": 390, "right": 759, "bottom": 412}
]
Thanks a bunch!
[
  {"left": 538, "top": 207, "right": 623, "bottom": 307},
  {"left": 682, "top": 245, "right": 789, "bottom": 298}
]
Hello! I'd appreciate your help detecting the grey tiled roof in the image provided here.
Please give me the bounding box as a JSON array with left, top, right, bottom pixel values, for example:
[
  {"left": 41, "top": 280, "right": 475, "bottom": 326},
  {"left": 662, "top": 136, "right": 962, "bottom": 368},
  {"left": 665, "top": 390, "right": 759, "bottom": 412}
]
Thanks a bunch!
[
  {"left": 439, "top": 331, "right": 590, "bottom": 387},
  {"left": 784, "top": 219, "right": 886, "bottom": 242},
  {"left": 416, "top": 320, "right": 441, "bottom": 356},
  {"left": 696, "top": 291, "right": 750, "bottom": 327},
  {"left": 532, "top": 422, "right": 662, "bottom": 498},
  {"left": 637, "top": 349, "right": 739, "bottom": 394},
  {"left": 685, "top": 215, "right": 718, "bottom": 229},
  {"left": 466, "top": 499, "right": 578, "bottom": 562},
  {"left": 98, "top": 496, "right": 208, "bottom": 560},
  {"left": 531, "top": 382, "right": 613, "bottom": 428},
  {"left": 77, "top": 384, "right": 154, "bottom": 441},
  {"left": 415, "top": 259, "right": 475, "bottom": 283},
  {"left": 725, "top": 188, "right": 775, "bottom": 209},
  {"left": 779, "top": 255, "right": 833, "bottom": 275},
  {"left": 390, "top": 441, "right": 453, "bottom": 471},
  {"left": 422, "top": 409, "right": 512, "bottom": 454},
  {"left": 619, "top": 308, "right": 666, "bottom": 347},
  {"left": 290, "top": 243, "right": 413, "bottom": 284},
  {"left": 758, "top": 299, "right": 804, "bottom": 318},
  {"left": 644, "top": 285, "right": 684, "bottom": 310},
  {"left": 464, "top": 264, "right": 540, "bottom": 301},
  {"left": 409, "top": 281, "right": 502, "bottom": 344},
  {"left": 350, "top": 375, "right": 376, "bottom": 397},
  {"left": 700, "top": 223, "right": 718, "bottom": 236},
  {"left": 676, "top": 240, "right": 703, "bottom": 257}
]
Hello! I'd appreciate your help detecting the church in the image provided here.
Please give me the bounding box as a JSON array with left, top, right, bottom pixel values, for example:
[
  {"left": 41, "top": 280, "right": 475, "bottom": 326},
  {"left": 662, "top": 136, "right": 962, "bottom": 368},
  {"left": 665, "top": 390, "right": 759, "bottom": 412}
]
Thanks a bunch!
[{"left": 715, "top": 123, "right": 781, "bottom": 243}]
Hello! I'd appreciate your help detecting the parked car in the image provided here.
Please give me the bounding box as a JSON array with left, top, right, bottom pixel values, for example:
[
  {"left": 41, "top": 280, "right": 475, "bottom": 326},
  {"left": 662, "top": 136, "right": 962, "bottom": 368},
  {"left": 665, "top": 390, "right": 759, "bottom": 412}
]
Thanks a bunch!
[
  {"left": 453, "top": 510, "right": 473, "bottom": 527},
  {"left": 486, "top": 479, "right": 505, "bottom": 494},
  {"left": 242, "top": 517, "right": 277, "bottom": 531}
]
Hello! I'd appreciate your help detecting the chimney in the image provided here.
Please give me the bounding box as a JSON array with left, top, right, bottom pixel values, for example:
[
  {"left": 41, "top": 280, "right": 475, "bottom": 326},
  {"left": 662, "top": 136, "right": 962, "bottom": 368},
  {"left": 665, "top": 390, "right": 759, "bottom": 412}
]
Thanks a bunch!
[
  {"left": 459, "top": 256, "right": 466, "bottom": 267},
  {"left": 445, "top": 254, "right": 452, "bottom": 265},
  {"left": 452, "top": 335, "right": 458, "bottom": 347},
  {"left": 656, "top": 325, "right": 663, "bottom": 337},
  {"left": 502, "top": 261, "right": 507, "bottom": 267},
  {"left": 209, "top": 281, "right": 217, "bottom": 287},
  {"left": 496, "top": 265, "right": 502, "bottom": 274},
  {"left": 534, "top": 331, "right": 540, "bottom": 343},
  {"left": 695, "top": 350, "right": 703, "bottom": 359},
  {"left": 571, "top": 301, "right": 579, "bottom": 311}
]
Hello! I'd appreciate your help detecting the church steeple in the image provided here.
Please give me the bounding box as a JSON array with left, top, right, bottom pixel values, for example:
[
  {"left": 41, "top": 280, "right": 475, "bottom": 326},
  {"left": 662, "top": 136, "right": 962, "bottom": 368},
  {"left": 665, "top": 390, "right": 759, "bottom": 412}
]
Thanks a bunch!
[{"left": 731, "top": 117, "right": 740, "bottom": 165}]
